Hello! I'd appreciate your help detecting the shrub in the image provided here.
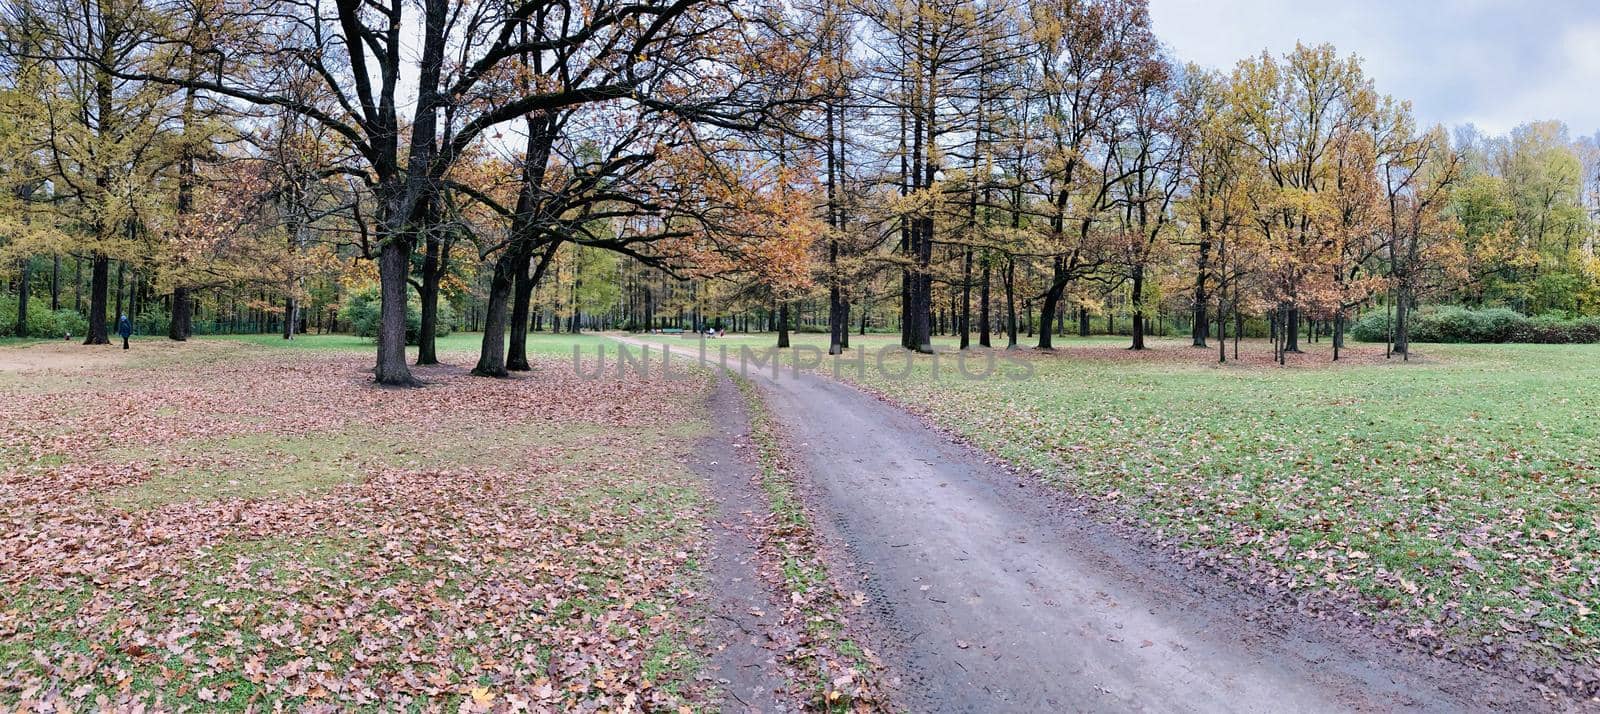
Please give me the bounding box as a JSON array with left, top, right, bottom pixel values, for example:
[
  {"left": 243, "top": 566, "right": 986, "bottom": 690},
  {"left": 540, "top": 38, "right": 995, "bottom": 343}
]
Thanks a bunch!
[
  {"left": 50, "top": 309, "right": 88, "bottom": 339},
  {"left": 338, "top": 286, "right": 451, "bottom": 345},
  {"left": 0, "top": 297, "right": 91, "bottom": 339},
  {"left": 1350, "top": 306, "right": 1600, "bottom": 345},
  {"left": 135, "top": 308, "right": 170, "bottom": 336},
  {"left": 1412, "top": 306, "right": 1523, "bottom": 343},
  {"left": 1509, "top": 314, "right": 1600, "bottom": 344},
  {"left": 1348, "top": 311, "right": 1391, "bottom": 343}
]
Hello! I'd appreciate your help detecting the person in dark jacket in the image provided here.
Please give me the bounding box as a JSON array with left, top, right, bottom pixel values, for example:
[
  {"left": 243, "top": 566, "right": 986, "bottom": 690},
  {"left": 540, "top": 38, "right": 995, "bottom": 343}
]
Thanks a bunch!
[{"left": 117, "top": 314, "right": 132, "bottom": 350}]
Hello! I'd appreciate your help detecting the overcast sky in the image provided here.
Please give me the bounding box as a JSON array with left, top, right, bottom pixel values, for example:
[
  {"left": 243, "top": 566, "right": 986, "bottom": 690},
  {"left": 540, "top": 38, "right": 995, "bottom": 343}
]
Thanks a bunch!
[{"left": 1147, "top": 0, "right": 1600, "bottom": 138}]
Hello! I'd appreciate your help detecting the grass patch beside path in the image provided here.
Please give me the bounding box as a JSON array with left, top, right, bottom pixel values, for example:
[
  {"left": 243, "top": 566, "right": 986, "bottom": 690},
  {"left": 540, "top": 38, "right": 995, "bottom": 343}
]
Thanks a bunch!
[
  {"left": 0, "top": 336, "right": 721, "bottom": 711},
  {"left": 731, "top": 375, "right": 879, "bottom": 711}
]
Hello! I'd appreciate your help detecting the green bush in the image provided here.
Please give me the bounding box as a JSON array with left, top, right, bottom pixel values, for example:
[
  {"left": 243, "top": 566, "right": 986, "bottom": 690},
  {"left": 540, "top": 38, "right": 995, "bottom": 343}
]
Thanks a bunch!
[
  {"left": 1348, "top": 311, "right": 1390, "bottom": 342},
  {"left": 0, "top": 297, "right": 90, "bottom": 338},
  {"left": 1350, "top": 306, "right": 1600, "bottom": 345},
  {"left": 338, "top": 286, "right": 452, "bottom": 345},
  {"left": 135, "top": 308, "right": 170, "bottom": 336},
  {"left": 1414, "top": 306, "right": 1523, "bottom": 343},
  {"left": 1510, "top": 314, "right": 1600, "bottom": 344},
  {"left": 50, "top": 309, "right": 88, "bottom": 338}
]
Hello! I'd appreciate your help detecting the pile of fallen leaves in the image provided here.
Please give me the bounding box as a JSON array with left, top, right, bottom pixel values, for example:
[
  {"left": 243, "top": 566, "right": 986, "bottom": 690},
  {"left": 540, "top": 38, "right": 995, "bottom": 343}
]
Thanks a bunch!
[{"left": 1, "top": 343, "right": 719, "bottom": 711}]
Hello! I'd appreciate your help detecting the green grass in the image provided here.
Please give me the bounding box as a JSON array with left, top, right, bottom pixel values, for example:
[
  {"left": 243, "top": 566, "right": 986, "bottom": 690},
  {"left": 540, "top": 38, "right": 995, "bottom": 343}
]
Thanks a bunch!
[
  {"left": 825, "top": 338, "right": 1600, "bottom": 661},
  {"left": 0, "top": 336, "right": 52, "bottom": 347}
]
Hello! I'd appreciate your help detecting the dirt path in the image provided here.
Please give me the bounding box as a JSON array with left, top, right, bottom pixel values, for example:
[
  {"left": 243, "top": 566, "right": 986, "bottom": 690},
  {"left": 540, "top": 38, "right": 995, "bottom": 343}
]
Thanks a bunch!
[
  {"left": 613, "top": 337, "right": 1555, "bottom": 713},
  {"left": 686, "top": 377, "right": 795, "bottom": 712},
  {"left": 0, "top": 339, "right": 232, "bottom": 372}
]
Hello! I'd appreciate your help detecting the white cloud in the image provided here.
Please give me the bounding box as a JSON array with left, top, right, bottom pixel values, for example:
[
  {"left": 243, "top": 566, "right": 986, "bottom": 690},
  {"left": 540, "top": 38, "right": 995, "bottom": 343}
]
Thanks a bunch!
[{"left": 1148, "top": 0, "right": 1600, "bottom": 137}]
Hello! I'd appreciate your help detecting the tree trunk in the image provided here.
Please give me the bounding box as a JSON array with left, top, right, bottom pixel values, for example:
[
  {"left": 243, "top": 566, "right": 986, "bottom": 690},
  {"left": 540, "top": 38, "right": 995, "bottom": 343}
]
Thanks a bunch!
[
  {"left": 1192, "top": 237, "right": 1210, "bottom": 347},
  {"left": 1078, "top": 305, "right": 1090, "bottom": 338},
  {"left": 373, "top": 236, "right": 418, "bottom": 386},
  {"left": 1130, "top": 269, "right": 1146, "bottom": 350},
  {"left": 283, "top": 296, "right": 298, "bottom": 340},
  {"left": 840, "top": 302, "right": 851, "bottom": 347},
  {"left": 509, "top": 241, "right": 559, "bottom": 369},
  {"left": 415, "top": 233, "right": 441, "bottom": 363},
  {"left": 978, "top": 260, "right": 991, "bottom": 348},
  {"left": 959, "top": 247, "right": 972, "bottom": 349},
  {"left": 1284, "top": 306, "right": 1301, "bottom": 352},
  {"left": 777, "top": 302, "right": 790, "bottom": 348},
  {"left": 84, "top": 254, "right": 109, "bottom": 345},
  {"left": 1333, "top": 310, "right": 1345, "bottom": 361},
  {"left": 15, "top": 258, "right": 29, "bottom": 337},
  {"left": 1004, "top": 258, "right": 1017, "bottom": 348},
  {"left": 472, "top": 252, "right": 515, "bottom": 377},
  {"left": 169, "top": 286, "right": 191, "bottom": 341},
  {"left": 1037, "top": 276, "right": 1064, "bottom": 350},
  {"left": 505, "top": 254, "right": 535, "bottom": 370},
  {"left": 1393, "top": 289, "right": 1410, "bottom": 356}
]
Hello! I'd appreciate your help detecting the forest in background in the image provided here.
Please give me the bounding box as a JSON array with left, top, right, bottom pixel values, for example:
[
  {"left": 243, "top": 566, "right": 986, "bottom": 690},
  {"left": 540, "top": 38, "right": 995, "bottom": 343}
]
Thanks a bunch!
[{"left": 1, "top": 0, "right": 1598, "bottom": 380}]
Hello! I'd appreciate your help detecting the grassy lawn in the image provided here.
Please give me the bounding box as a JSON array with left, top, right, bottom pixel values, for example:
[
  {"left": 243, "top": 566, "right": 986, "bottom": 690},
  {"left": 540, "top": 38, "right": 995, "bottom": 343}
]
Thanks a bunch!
[
  {"left": 0, "top": 333, "right": 718, "bottom": 710},
  {"left": 770, "top": 335, "right": 1600, "bottom": 669}
]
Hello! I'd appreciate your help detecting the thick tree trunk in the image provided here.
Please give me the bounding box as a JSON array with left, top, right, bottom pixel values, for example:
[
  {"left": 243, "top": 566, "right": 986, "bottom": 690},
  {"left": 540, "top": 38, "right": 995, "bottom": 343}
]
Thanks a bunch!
[
  {"left": 283, "top": 296, "right": 298, "bottom": 340},
  {"left": 373, "top": 237, "right": 417, "bottom": 386},
  {"left": 1284, "top": 306, "right": 1302, "bottom": 352},
  {"left": 1393, "top": 290, "right": 1410, "bottom": 356},
  {"left": 169, "top": 286, "right": 191, "bottom": 341},
  {"left": 472, "top": 253, "right": 515, "bottom": 378},
  {"left": 415, "top": 234, "right": 441, "bottom": 363},
  {"left": 84, "top": 254, "right": 109, "bottom": 345},
  {"left": 1037, "top": 279, "right": 1064, "bottom": 350},
  {"left": 1079, "top": 305, "right": 1090, "bottom": 338},
  {"left": 497, "top": 252, "right": 531, "bottom": 369},
  {"left": 509, "top": 241, "right": 559, "bottom": 369},
  {"left": 777, "top": 302, "right": 790, "bottom": 348},
  {"left": 1130, "top": 269, "right": 1146, "bottom": 350}
]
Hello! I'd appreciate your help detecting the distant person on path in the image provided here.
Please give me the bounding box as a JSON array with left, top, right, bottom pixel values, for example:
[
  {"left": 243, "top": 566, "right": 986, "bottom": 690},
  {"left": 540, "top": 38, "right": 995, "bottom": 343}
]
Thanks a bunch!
[{"left": 117, "top": 314, "right": 132, "bottom": 350}]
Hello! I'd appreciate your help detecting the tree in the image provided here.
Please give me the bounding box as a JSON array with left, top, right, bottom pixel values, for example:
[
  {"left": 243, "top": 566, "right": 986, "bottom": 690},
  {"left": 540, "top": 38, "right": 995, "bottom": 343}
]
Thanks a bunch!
[
  {"left": 1026, "top": 0, "right": 1159, "bottom": 350},
  {"left": 6, "top": 0, "right": 181, "bottom": 345},
  {"left": 1382, "top": 122, "right": 1463, "bottom": 356},
  {"left": 1230, "top": 43, "right": 1375, "bottom": 359},
  {"left": 1106, "top": 57, "right": 1182, "bottom": 350}
]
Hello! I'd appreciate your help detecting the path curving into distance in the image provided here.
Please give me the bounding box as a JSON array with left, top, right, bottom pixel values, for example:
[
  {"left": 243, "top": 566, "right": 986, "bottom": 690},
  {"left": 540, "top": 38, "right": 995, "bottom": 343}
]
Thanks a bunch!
[{"left": 610, "top": 336, "right": 1554, "bottom": 713}]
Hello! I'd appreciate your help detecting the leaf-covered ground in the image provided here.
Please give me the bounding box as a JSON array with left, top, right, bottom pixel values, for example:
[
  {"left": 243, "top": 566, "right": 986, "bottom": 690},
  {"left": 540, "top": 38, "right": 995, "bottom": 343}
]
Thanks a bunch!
[{"left": 0, "top": 335, "right": 724, "bottom": 711}]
